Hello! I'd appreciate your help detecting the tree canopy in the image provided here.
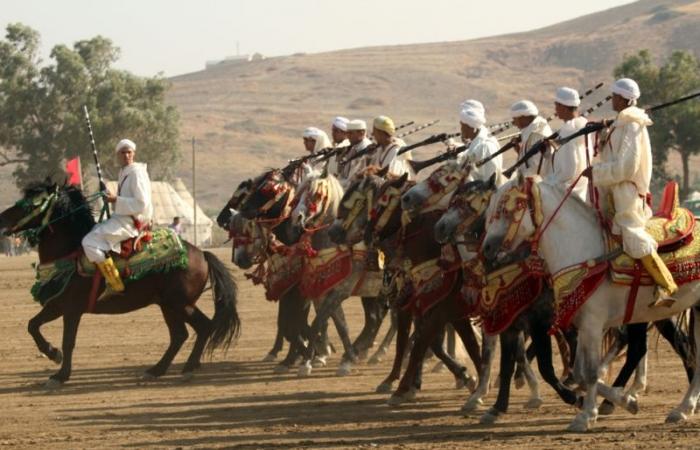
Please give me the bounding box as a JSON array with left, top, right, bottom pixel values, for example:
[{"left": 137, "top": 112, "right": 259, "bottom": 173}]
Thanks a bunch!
[
  {"left": 614, "top": 50, "right": 700, "bottom": 197},
  {"left": 0, "top": 23, "right": 180, "bottom": 187}
]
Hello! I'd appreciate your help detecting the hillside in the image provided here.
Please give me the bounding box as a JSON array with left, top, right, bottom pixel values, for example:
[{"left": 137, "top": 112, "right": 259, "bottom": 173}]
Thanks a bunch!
[{"left": 168, "top": 0, "right": 700, "bottom": 213}]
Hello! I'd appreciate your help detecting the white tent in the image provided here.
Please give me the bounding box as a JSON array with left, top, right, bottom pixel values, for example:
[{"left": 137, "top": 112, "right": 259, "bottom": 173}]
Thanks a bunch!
[{"left": 104, "top": 179, "right": 213, "bottom": 246}]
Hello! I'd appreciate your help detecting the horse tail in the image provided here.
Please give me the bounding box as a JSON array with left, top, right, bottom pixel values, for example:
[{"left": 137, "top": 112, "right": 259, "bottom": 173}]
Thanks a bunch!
[{"left": 203, "top": 251, "right": 241, "bottom": 354}]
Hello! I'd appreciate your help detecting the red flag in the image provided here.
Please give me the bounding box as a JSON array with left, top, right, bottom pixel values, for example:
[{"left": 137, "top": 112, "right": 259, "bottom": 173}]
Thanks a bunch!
[{"left": 65, "top": 157, "right": 82, "bottom": 188}]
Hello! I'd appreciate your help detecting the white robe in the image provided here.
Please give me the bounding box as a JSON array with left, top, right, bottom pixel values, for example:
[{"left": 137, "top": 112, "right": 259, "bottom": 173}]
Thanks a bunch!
[
  {"left": 545, "top": 116, "right": 591, "bottom": 202},
  {"left": 82, "top": 162, "right": 153, "bottom": 262},
  {"left": 372, "top": 137, "right": 414, "bottom": 179},
  {"left": 518, "top": 116, "right": 552, "bottom": 177},
  {"left": 592, "top": 106, "right": 655, "bottom": 259},
  {"left": 457, "top": 126, "right": 502, "bottom": 181},
  {"left": 337, "top": 137, "right": 372, "bottom": 187},
  {"left": 325, "top": 139, "right": 350, "bottom": 177}
]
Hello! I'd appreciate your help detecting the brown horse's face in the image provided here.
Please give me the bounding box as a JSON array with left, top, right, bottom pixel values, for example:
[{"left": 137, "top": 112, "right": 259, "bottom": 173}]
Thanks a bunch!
[
  {"left": 238, "top": 170, "right": 293, "bottom": 221},
  {"left": 329, "top": 175, "right": 377, "bottom": 245},
  {"left": 0, "top": 184, "right": 57, "bottom": 236}
]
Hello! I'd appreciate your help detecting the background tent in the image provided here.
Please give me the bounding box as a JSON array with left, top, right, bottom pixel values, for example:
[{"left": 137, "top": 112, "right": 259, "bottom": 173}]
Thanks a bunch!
[{"left": 104, "top": 179, "right": 213, "bottom": 246}]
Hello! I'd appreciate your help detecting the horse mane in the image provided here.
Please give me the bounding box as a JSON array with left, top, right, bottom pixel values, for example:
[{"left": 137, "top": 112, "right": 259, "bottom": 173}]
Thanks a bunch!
[
  {"left": 23, "top": 181, "right": 96, "bottom": 248},
  {"left": 307, "top": 173, "right": 344, "bottom": 217}
]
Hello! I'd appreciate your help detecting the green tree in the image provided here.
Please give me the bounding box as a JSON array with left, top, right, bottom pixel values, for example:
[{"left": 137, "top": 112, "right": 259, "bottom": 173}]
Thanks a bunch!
[
  {"left": 614, "top": 50, "right": 700, "bottom": 198},
  {"left": 0, "top": 23, "right": 180, "bottom": 186}
]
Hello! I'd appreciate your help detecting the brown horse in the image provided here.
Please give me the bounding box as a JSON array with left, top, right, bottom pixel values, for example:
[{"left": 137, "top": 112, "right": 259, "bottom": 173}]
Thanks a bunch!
[{"left": 0, "top": 180, "right": 240, "bottom": 388}]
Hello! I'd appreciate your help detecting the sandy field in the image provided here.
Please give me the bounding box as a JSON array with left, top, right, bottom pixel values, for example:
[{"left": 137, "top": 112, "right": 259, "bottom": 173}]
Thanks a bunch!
[{"left": 1, "top": 248, "right": 699, "bottom": 449}]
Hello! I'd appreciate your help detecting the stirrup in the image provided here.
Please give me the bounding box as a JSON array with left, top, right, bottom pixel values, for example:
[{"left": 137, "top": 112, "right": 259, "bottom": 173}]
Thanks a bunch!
[{"left": 648, "top": 287, "right": 676, "bottom": 308}]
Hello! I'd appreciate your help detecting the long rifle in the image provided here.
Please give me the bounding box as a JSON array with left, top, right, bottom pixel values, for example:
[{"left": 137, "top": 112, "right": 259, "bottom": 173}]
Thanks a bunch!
[
  {"left": 409, "top": 144, "right": 469, "bottom": 174},
  {"left": 83, "top": 105, "right": 110, "bottom": 221},
  {"left": 342, "top": 121, "right": 437, "bottom": 164},
  {"left": 397, "top": 132, "right": 461, "bottom": 155},
  {"left": 395, "top": 120, "right": 415, "bottom": 131},
  {"left": 396, "top": 119, "right": 440, "bottom": 139}
]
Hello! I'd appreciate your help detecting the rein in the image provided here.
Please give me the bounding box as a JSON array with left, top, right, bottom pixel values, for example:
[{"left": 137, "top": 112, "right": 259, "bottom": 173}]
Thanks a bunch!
[{"left": 529, "top": 172, "right": 584, "bottom": 251}]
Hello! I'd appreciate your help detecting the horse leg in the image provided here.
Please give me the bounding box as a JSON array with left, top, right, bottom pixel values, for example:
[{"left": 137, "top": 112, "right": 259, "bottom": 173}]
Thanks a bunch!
[
  {"left": 516, "top": 332, "right": 543, "bottom": 409},
  {"left": 376, "top": 308, "right": 411, "bottom": 393},
  {"left": 529, "top": 317, "right": 578, "bottom": 406},
  {"left": 655, "top": 317, "right": 694, "bottom": 382},
  {"left": 46, "top": 309, "right": 83, "bottom": 388},
  {"left": 451, "top": 319, "right": 480, "bottom": 391},
  {"left": 27, "top": 299, "right": 65, "bottom": 364},
  {"left": 264, "top": 302, "right": 285, "bottom": 362},
  {"left": 389, "top": 314, "right": 441, "bottom": 406},
  {"left": 553, "top": 329, "right": 573, "bottom": 381},
  {"left": 369, "top": 305, "right": 396, "bottom": 365},
  {"left": 462, "top": 331, "right": 496, "bottom": 413},
  {"left": 567, "top": 317, "right": 603, "bottom": 432},
  {"left": 142, "top": 305, "right": 189, "bottom": 380},
  {"left": 599, "top": 323, "right": 646, "bottom": 415},
  {"left": 430, "top": 326, "right": 472, "bottom": 390},
  {"left": 182, "top": 306, "right": 213, "bottom": 379},
  {"left": 667, "top": 305, "right": 700, "bottom": 423},
  {"left": 352, "top": 297, "right": 378, "bottom": 359},
  {"left": 276, "top": 292, "right": 309, "bottom": 373},
  {"left": 480, "top": 328, "right": 519, "bottom": 424}
]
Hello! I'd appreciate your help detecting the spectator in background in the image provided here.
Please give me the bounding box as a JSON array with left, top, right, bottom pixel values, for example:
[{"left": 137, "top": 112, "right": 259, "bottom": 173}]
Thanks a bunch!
[{"left": 169, "top": 216, "right": 184, "bottom": 236}]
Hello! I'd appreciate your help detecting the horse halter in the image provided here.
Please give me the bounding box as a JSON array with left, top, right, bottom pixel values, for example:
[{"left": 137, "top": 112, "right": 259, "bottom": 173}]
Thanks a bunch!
[
  {"left": 370, "top": 183, "right": 404, "bottom": 234},
  {"left": 488, "top": 178, "right": 543, "bottom": 251},
  {"left": 255, "top": 171, "right": 296, "bottom": 226},
  {"left": 232, "top": 218, "right": 270, "bottom": 265},
  {"left": 338, "top": 181, "right": 373, "bottom": 232},
  {"left": 423, "top": 164, "right": 464, "bottom": 210},
  {"left": 11, "top": 189, "right": 58, "bottom": 233},
  {"left": 448, "top": 185, "right": 493, "bottom": 237},
  {"left": 298, "top": 179, "right": 332, "bottom": 230}
]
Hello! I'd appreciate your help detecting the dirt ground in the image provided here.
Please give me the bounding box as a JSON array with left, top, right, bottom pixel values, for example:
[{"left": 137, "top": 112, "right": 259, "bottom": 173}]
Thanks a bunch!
[{"left": 1, "top": 248, "right": 699, "bottom": 449}]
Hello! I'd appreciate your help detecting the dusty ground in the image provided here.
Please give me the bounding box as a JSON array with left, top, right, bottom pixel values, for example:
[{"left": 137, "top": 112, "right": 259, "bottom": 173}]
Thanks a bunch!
[{"left": 1, "top": 248, "right": 699, "bottom": 449}]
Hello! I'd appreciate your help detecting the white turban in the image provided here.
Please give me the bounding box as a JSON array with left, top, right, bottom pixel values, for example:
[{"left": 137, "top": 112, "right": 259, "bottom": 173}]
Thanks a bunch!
[
  {"left": 612, "top": 78, "right": 641, "bottom": 101},
  {"left": 346, "top": 119, "right": 367, "bottom": 131},
  {"left": 555, "top": 87, "right": 581, "bottom": 107},
  {"left": 459, "top": 107, "right": 486, "bottom": 129},
  {"left": 115, "top": 138, "right": 136, "bottom": 153},
  {"left": 460, "top": 99, "right": 485, "bottom": 115},
  {"left": 510, "top": 100, "right": 539, "bottom": 118},
  {"left": 332, "top": 116, "right": 349, "bottom": 131},
  {"left": 302, "top": 127, "right": 332, "bottom": 152}
]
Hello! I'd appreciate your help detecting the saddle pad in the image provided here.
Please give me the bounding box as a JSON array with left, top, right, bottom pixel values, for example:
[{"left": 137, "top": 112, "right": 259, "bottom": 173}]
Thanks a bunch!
[
  {"left": 611, "top": 222, "right": 700, "bottom": 286},
  {"left": 79, "top": 228, "right": 188, "bottom": 282}
]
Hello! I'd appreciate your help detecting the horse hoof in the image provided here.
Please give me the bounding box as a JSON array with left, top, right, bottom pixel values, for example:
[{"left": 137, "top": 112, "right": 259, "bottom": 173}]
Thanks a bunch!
[
  {"left": 388, "top": 388, "right": 417, "bottom": 407},
  {"left": 567, "top": 412, "right": 595, "bottom": 432},
  {"left": 368, "top": 348, "right": 387, "bottom": 365},
  {"left": 514, "top": 374, "right": 526, "bottom": 390},
  {"left": 524, "top": 397, "right": 543, "bottom": 410},
  {"left": 262, "top": 353, "right": 277, "bottom": 362},
  {"left": 273, "top": 364, "right": 291, "bottom": 375},
  {"left": 666, "top": 409, "right": 688, "bottom": 424},
  {"left": 140, "top": 372, "right": 159, "bottom": 382},
  {"left": 376, "top": 381, "right": 393, "bottom": 394},
  {"left": 465, "top": 376, "right": 477, "bottom": 393},
  {"left": 624, "top": 396, "right": 639, "bottom": 415},
  {"left": 297, "top": 361, "right": 313, "bottom": 378},
  {"left": 44, "top": 378, "right": 63, "bottom": 390},
  {"left": 181, "top": 371, "right": 195, "bottom": 382},
  {"left": 336, "top": 361, "right": 352, "bottom": 377},
  {"left": 461, "top": 396, "right": 483, "bottom": 413},
  {"left": 50, "top": 349, "right": 63, "bottom": 365},
  {"left": 479, "top": 409, "right": 500, "bottom": 425},
  {"left": 312, "top": 356, "right": 328, "bottom": 368},
  {"left": 598, "top": 401, "right": 616, "bottom": 416}
]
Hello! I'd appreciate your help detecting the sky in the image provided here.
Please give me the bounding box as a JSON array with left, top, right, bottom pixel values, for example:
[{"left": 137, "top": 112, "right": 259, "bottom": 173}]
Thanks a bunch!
[{"left": 1, "top": 0, "right": 635, "bottom": 77}]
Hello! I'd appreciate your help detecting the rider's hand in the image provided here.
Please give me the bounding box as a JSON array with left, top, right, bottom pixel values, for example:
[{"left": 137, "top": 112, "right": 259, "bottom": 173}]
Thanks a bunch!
[
  {"left": 105, "top": 191, "right": 118, "bottom": 203},
  {"left": 581, "top": 166, "right": 593, "bottom": 179}
]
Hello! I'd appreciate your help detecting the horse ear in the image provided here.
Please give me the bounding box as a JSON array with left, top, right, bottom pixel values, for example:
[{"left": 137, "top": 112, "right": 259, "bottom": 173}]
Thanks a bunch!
[
  {"left": 397, "top": 172, "right": 409, "bottom": 186},
  {"left": 377, "top": 166, "right": 389, "bottom": 178},
  {"left": 517, "top": 169, "right": 525, "bottom": 186}
]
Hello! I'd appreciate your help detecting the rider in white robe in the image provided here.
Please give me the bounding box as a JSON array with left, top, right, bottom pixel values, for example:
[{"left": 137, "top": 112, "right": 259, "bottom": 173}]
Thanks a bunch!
[
  {"left": 370, "top": 115, "right": 414, "bottom": 179},
  {"left": 510, "top": 100, "right": 553, "bottom": 178},
  {"left": 82, "top": 139, "right": 153, "bottom": 292},
  {"left": 588, "top": 78, "right": 677, "bottom": 307},
  {"left": 456, "top": 106, "right": 502, "bottom": 182}
]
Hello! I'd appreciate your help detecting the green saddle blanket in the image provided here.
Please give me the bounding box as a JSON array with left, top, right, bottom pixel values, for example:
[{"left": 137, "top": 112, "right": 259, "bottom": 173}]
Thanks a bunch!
[{"left": 32, "top": 228, "right": 188, "bottom": 305}]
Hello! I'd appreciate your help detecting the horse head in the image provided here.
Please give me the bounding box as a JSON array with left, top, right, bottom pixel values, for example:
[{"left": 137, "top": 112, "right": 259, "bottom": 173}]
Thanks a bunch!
[
  {"left": 401, "top": 161, "right": 466, "bottom": 216},
  {"left": 291, "top": 170, "right": 344, "bottom": 231},
  {"left": 481, "top": 172, "right": 539, "bottom": 264},
  {"left": 434, "top": 171, "right": 497, "bottom": 244},
  {"left": 217, "top": 179, "right": 254, "bottom": 230},
  {"left": 365, "top": 172, "right": 413, "bottom": 245},
  {"left": 229, "top": 212, "right": 269, "bottom": 269},
  {"left": 329, "top": 171, "right": 384, "bottom": 246},
  {"left": 238, "top": 169, "right": 295, "bottom": 221}
]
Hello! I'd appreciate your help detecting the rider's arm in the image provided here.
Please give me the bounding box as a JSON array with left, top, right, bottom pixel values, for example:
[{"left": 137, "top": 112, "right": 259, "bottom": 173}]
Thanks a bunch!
[{"left": 591, "top": 122, "right": 642, "bottom": 187}]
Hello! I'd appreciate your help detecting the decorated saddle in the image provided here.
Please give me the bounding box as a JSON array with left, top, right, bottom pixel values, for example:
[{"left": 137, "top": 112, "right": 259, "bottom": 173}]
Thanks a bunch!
[
  {"left": 31, "top": 228, "right": 188, "bottom": 306},
  {"left": 400, "top": 252, "right": 461, "bottom": 317}
]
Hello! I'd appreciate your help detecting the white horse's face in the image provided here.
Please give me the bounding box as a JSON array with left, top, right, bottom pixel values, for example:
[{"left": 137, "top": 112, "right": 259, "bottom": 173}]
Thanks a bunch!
[
  {"left": 329, "top": 177, "right": 374, "bottom": 245},
  {"left": 401, "top": 162, "right": 463, "bottom": 214},
  {"left": 481, "top": 176, "right": 537, "bottom": 264},
  {"left": 434, "top": 177, "right": 496, "bottom": 244},
  {"left": 291, "top": 173, "right": 342, "bottom": 230},
  {"left": 230, "top": 213, "right": 267, "bottom": 269}
]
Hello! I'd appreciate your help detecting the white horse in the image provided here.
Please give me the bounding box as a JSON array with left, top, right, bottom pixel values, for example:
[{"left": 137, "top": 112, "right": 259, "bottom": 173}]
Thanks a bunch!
[{"left": 481, "top": 173, "right": 700, "bottom": 431}]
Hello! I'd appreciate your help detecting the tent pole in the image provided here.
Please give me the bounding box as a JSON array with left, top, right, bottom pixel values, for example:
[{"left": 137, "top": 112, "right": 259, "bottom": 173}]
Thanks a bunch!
[{"left": 192, "top": 136, "right": 197, "bottom": 246}]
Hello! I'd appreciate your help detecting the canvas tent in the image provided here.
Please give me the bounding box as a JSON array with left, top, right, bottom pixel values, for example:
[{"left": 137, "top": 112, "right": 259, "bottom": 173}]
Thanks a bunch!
[{"left": 104, "top": 179, "right": 213, "bottom": 246}]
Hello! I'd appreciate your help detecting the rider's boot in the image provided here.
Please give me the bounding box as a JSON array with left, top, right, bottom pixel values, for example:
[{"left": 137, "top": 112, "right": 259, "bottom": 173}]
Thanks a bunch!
[
  {"left": 96, "top": 257, "right": 125, "bottom": 294},
  {"left": 641, "top": 251, "right": 677, "bottom": 308}
]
